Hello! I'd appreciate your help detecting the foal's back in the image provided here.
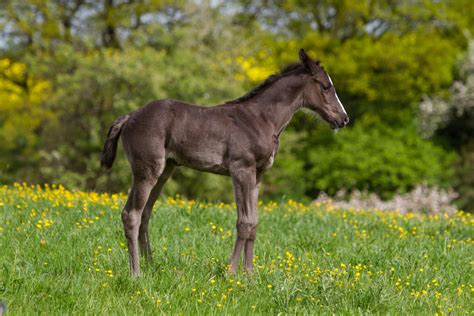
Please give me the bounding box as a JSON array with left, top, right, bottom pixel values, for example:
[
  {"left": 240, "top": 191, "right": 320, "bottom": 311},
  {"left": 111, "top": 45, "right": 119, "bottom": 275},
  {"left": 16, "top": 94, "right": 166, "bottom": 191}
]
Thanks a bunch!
[{"left": 121, "top": 99, "right": 245, "bottom": 175}]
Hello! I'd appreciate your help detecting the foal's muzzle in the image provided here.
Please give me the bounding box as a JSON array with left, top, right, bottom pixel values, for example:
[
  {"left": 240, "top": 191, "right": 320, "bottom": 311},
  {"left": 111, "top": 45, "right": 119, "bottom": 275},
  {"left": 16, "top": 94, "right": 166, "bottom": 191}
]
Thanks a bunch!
[{"left": 332, "top": 114, "right": 349, "bottom": 129}]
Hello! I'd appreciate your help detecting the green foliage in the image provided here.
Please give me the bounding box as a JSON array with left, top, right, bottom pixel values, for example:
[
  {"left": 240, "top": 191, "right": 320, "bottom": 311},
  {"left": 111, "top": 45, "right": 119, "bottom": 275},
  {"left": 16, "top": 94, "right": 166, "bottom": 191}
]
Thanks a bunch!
[
  {"left": 0, "top": 59, "right": 53, "bottom": 183},
  {"left": 306, "top": 123, "right": 457, "bottom": 199},
  {"left": 0, "top": 0, "right": 473, "bottom": 203},
  {"left": 419, "top": 40, "right": 474, "bottom": 210},
  {"left": 325, "top": 31, "right": 459, "bottom": 119}
]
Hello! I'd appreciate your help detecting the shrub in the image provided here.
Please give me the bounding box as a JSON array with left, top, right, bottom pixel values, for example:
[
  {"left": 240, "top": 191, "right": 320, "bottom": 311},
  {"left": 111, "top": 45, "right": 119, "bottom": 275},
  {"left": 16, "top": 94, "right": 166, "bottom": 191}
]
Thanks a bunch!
[{"left": 306, "top": 123, "right": 457, "bottom": 199}]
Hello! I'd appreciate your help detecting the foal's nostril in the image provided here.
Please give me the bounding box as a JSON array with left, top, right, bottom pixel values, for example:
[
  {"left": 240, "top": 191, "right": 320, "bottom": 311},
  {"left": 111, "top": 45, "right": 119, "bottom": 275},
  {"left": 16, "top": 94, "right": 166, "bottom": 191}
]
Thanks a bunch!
[{"left": 343, "top": 116, "right": 350, "bottom": 125}]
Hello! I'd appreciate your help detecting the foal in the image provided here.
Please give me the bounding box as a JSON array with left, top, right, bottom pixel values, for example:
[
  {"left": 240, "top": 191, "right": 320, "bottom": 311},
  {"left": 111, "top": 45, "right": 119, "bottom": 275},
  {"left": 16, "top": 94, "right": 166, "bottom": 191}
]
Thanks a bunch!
[{"left": 101, "top": 49, "right": 349, "bottom": 276}]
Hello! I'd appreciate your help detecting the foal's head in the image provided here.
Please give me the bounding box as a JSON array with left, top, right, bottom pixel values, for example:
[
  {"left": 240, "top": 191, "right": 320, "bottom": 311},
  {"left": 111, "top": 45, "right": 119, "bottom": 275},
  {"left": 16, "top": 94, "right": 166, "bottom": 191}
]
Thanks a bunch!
[{"left": 299, "top": 49, "right": 349, "bottom": 129}]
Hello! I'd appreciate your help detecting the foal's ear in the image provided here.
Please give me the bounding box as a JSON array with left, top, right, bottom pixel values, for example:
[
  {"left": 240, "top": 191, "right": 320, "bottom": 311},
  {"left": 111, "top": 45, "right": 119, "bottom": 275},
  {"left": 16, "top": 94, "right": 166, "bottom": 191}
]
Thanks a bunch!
[
  {"left": 299, "top": 48, "right": 320, "bottom": 74},
  {"left": 299, "top": 48, "right": 310, "bottom": 67}
]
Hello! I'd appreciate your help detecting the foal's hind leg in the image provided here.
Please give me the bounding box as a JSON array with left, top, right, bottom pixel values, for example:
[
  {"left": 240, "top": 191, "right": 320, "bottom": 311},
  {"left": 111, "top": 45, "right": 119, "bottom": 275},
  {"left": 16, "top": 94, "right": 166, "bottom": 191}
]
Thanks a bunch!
[
  {"left": 122, "top": 157, "right": 168, "bottom": 277},
  {"left": 139, "top": 163, "right": 175, "bottom": 262},
  {"left": 122, "top": 176, "right": 156, "bottom": 277}
]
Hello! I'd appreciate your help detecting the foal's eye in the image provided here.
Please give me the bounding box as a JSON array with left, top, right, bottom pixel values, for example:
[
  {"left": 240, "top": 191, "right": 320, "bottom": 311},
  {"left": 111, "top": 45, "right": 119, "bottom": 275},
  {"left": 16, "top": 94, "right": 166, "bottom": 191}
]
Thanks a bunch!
[{"left": 322, "top": 85, "right": 332, "bottom": 92}]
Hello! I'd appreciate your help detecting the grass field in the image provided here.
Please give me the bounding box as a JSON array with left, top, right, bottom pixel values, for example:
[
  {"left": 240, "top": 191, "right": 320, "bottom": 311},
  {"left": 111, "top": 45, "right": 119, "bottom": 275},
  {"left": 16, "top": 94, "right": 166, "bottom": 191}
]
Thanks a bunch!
[{"left": 0, "top": 183, "right": 473, "bottom": 314}]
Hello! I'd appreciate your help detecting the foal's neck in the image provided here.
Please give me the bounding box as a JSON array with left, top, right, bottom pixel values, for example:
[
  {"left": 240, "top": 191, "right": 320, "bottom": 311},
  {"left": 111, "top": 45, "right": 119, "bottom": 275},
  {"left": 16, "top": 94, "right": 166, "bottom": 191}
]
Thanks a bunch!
[{"left": 244, "top": 75, "right": 305, "bottom": 136}]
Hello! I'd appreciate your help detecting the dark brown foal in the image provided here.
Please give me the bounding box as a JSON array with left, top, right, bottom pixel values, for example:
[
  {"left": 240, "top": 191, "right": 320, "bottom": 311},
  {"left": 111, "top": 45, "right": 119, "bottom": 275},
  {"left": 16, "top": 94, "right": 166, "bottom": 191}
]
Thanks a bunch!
[{"left": 101, "top": 49, "right": 349, "bottom": 276}]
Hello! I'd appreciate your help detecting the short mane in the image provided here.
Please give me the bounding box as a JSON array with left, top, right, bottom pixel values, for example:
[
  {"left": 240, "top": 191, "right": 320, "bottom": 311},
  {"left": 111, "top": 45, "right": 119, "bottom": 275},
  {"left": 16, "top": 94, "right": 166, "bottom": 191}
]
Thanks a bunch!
[{"left": 226, "top": 62, "right": 309, "bottom": 104}]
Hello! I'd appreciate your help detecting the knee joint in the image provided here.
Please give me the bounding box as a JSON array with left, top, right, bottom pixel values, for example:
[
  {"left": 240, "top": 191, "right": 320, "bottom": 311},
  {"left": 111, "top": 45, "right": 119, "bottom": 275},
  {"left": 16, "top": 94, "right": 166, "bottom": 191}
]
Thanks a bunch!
[
  {"left": 237, "top": 222, "right": 258, "bottom": 240},
  {"left": 122, "top": 210, "right": 140, "bottom": 236}
]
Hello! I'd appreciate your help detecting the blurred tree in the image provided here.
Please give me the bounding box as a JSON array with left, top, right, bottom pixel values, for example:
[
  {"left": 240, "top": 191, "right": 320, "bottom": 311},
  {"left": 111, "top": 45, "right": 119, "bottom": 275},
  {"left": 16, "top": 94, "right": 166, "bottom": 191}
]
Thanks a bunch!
[
  {"left": 420, "top": 40, "right": 474, "bottom": 210},
  {"left": 0, "top": 58, "right": 52, "bottom": 182},
  {"left": 0, "top": 0, "right": 472, "bottom": 204},
  {"left": 0, "top": 0, "right": 187, "bottom": 51},
  {"left": 306, "top": 123, "right": 456, "bottom": 199}
]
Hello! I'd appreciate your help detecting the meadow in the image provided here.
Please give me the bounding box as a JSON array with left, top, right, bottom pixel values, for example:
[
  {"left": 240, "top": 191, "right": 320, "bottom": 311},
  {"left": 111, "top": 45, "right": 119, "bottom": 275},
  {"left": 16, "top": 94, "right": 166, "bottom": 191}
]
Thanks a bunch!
[{"left": 0, "top": 183, "right": 472, "bottom": 315}]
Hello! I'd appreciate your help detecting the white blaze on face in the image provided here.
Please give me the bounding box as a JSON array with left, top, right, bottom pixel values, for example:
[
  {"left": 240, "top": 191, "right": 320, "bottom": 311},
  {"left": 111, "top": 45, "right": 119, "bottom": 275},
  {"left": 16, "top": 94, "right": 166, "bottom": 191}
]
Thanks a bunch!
[{"left": 328, "top": 75, "right": 347, "bottom": 114}]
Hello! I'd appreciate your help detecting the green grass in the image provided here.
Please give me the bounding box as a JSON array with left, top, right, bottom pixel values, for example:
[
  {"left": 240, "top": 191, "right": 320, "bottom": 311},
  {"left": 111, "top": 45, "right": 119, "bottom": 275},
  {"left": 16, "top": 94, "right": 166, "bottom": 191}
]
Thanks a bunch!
[{"left": 0, "top": 184, "right": 473, "bottom": 315}]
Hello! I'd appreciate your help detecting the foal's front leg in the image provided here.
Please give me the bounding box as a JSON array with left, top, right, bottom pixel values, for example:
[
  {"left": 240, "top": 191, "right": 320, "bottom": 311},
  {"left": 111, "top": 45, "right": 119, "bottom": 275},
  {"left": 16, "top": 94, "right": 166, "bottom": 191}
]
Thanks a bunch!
[
  {"left": 244, "top": 181, "right": 260, "bottom": 272},
  {"left": 229, "top": 168, "right": 259, "bottom": 273}
]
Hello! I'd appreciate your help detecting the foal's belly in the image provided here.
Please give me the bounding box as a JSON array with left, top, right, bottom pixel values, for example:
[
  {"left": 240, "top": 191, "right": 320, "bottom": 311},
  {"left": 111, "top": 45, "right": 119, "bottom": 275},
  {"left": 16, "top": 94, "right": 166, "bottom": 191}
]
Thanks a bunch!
[{"left": 165, "top": 148, "right": 230, "bottom": 176}]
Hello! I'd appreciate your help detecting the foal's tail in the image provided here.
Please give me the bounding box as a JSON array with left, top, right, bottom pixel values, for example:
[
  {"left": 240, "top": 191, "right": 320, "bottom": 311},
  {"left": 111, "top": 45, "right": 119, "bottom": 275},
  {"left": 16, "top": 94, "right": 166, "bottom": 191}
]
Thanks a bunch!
[{"left": 100, "top": 114, "right": 129, "bottom": 170}]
